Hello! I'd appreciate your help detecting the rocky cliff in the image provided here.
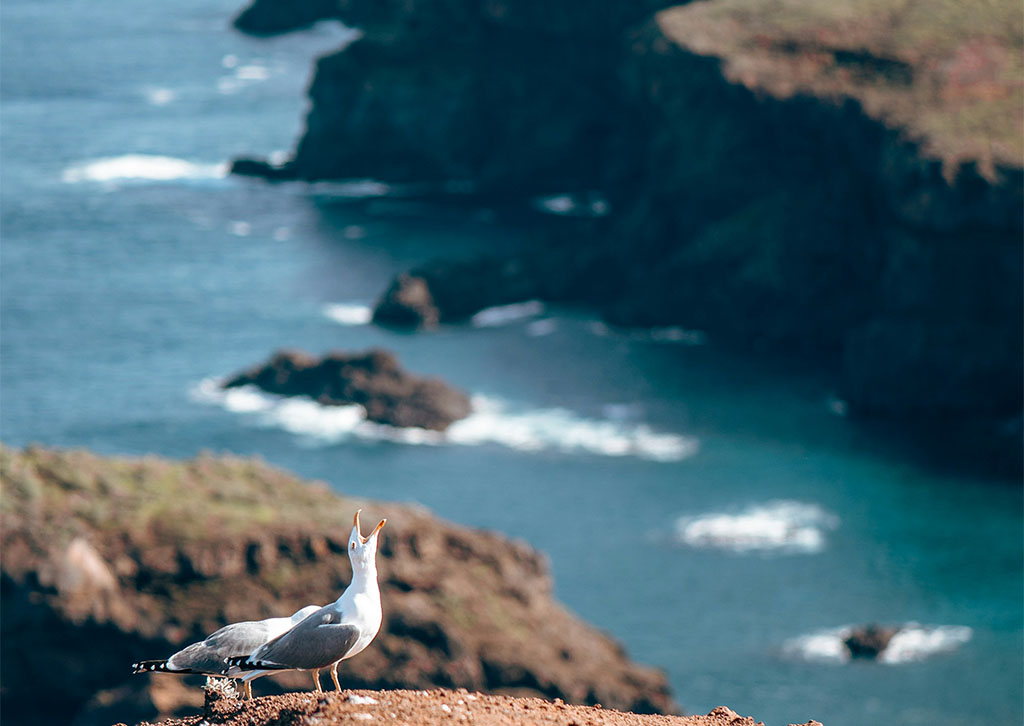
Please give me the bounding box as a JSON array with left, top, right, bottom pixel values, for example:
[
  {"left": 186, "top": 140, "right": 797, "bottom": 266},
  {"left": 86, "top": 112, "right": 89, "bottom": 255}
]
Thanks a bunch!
[
  {"left": 0, "top": 445, "right": 674, "bottom": 725},
  {"left": 229, "top": 0, "right": 1022, "bottom": 470}
]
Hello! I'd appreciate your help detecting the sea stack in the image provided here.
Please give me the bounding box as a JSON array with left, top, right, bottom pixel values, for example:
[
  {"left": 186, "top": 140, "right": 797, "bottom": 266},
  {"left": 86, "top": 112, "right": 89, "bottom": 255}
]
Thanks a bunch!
[{"left": 223, "top": 349, "right": 472, "bottom": 431}]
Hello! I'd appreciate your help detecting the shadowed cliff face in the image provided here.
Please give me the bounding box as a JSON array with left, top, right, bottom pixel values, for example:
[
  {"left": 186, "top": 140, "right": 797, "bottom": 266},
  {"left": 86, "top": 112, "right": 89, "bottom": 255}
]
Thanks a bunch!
[
  {"left": 0, "top": 445, "right": 675, "bottom": 725},
  {"left": 229, "top": 0, "right": 1022, "bottom": 459}
]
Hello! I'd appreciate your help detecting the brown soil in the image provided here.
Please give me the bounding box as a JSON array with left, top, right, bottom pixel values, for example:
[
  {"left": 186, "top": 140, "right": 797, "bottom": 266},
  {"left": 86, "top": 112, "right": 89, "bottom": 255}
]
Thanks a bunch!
[{"left": 126, "top": 689, "right": 820, "bottom": 726}]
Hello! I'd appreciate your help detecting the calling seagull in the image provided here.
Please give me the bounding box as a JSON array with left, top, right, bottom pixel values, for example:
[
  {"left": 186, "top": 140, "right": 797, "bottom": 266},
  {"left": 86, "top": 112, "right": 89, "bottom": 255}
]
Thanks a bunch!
[{"left": 132, "top": 509, "right": 386, "bottom": 698}]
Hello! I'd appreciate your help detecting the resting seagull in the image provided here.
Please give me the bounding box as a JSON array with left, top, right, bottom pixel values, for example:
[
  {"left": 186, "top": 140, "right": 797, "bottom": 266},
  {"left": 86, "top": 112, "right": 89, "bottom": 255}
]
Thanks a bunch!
[
  {"left": 228, "top": 509, "right": 386, "bottom": 693},
  {"left": 131, "top": 604, "right": 321, "bottom": 699}
]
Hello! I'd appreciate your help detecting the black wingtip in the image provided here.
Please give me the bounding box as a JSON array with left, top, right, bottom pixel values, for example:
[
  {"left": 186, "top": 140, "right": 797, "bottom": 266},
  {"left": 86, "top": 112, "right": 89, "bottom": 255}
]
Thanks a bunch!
[{"left": 224, "top": 655, "right": 284, "bottom": 673}]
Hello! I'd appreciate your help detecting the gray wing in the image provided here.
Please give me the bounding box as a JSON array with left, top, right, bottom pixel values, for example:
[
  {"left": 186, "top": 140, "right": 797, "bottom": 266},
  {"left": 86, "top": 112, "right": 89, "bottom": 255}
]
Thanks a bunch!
[
  {"left": 167, "top": 621, "right": 272, "bottom": 674},
  {"left": 246, "top": 609, "right": 359, "bottom": 671}
]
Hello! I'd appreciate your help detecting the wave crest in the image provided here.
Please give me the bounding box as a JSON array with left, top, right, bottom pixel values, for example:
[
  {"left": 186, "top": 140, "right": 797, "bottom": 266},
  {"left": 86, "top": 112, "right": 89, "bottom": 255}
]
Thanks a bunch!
[{"left": 674, "top": 501, "right": 839, "bottom": 554}]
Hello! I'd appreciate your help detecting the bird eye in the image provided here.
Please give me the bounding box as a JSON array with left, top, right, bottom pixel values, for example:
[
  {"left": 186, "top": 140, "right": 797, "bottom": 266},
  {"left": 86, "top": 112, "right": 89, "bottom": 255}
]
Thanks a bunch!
[{"left": 350, "top": 541, "right": 356, "bottom": 550}]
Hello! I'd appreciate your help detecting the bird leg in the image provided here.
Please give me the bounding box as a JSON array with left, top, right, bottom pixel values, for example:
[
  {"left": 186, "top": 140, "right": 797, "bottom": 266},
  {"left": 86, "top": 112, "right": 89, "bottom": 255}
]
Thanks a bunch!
[
  {"left": 244, "top": 680, "right": 253, "bottom": 700},
  {"left": 330, "top": 662, "right": 342, "bottom": 692},
  {"left": 311, "top": 668, "right": 322, "bottom": 693}
]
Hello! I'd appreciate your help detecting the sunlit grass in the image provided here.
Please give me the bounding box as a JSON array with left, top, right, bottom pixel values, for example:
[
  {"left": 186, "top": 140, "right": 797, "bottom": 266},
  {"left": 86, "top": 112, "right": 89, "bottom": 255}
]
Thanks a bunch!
[{"left": 658, "top": 0, "right": 1024, "bottom": 172}]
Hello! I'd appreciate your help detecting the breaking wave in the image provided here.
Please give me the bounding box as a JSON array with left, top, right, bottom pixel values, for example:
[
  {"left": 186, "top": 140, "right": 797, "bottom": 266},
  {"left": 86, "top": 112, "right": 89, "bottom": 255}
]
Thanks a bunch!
[
  {"left": 323, "top": 303, "right": 373, "bottom": 326},
  {"left": 470, "top": 301, "right": 545, "bottom": 327},
  {"left": 61, "top": 155, "right": 227, "bottom": 184},
  {"left": 674, "top": 501, "right": 839, "bottom": 554},
  {"left": 191, "top": 379, "right": 698, "bottom": 462},
  {"left": 784, "top": 624, "right": 973, "bottom": 664}
]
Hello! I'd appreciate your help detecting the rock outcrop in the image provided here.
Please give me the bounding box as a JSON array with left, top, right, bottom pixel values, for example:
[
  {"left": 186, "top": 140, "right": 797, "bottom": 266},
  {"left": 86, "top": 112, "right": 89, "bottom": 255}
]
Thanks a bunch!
[
  {"left": 223, "top": 349, "right": 472, "bottom": 431},
  {"left": 229, "top": 0, "right": 1022, "bottom": 471},
  {"left": 842, "top": 624, "right": 901, "bottom": 659},
  {"left": 0, "top": 445, "right": 675, "bottom": 725}
]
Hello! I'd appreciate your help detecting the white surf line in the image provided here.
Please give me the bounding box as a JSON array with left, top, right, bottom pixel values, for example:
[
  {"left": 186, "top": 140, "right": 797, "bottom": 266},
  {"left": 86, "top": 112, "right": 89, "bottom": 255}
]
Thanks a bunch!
[
  {"left": 191, "top": 379, "right": 698, "bottom": 462},
  {"left": 323, "top": 303, "right": 374, "bottom": 326},
  {"left": 590, "top": 321, "right": 707, "bottom": 345},
  {"left": 61, "top": 155, "right": 228, "bottom": 184}
]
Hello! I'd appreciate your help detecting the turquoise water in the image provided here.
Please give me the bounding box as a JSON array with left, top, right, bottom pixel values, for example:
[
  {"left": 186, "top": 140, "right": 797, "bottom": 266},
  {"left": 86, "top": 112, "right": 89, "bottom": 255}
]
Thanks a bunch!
[{"left": 2, "top": 1, "right": 1021, "bottom": 724}]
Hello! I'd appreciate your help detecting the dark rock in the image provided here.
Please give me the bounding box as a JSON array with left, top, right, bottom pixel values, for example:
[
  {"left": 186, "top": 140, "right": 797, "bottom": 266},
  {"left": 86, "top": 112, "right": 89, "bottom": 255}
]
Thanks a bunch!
[
  {"left": 373, "top": 274, "right": 440, "bottom": 329},
  {"left": 223, "top": 349, "right": 472, "bottom": 431},
  {"left": 230, "top": 157, "right": 296, "bottom": 181},
  {"left": 843, "top": 624, "right": 901, "bottom": 659},
  {"left": 0, "top": 445, "right": 678, "bottom": 724},
  {"left": 372, "top": 258, "right": 544, "bottom": 328},
  {"left": 233, "top": 0, "right": 340, "bottom": 35}
]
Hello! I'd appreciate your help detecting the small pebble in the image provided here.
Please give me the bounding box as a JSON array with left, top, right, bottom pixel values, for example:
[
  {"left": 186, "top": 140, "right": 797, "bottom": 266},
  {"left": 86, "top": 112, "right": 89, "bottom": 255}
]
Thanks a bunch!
[{"left": 440, "top": 703, "right": 452, "bottom": 713}]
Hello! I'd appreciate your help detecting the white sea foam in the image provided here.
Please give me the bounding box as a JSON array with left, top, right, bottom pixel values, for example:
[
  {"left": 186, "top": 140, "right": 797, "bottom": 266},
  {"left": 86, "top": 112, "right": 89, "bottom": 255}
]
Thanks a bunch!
[
  {"left": 881, "top": 624, "right": 973, "bottom": 664},
  {"left": 191, "top": 380, "right": 697, "bottom": 461},
  {"left": 525, "top": 318, "right": 557, "bottom": 337},
  {"left": 229, "top": 221, "right": 251, "bottom": 237},
  {"left": 674, "top": 501, "right": 839, "bottom": 554},
  {"left": 784, "top": 624, "right": 973, "bottom": 665},
  {"left": 61, "top": 155, "right": 227, "bottom": 184},
  {"left": 323, "top": 303, "right": 373, "bottom": 326},
  {"left": 533, "top": 193, "right": 610, "bottom": 217},
  {"left": 217, "top": 60, "right": 273, "bottom": 94},
  {"left": 309, "top": 180, "right": 391, "bottom": 198},
  {"left": 143, "top": 87, "right": 176, "bottom": 106},
  {"left": 590, "top": 321, "right": 707, "bottom": 346},
  {"left": 470, "top": 301, "right": 544, "bottom": 327}
]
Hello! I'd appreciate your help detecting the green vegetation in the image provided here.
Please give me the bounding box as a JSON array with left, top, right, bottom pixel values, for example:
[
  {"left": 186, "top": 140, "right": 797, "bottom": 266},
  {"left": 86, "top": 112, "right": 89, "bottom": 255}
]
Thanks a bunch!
[
  {"left": 0, "top": 444, "right": 356, "bottom": 542},
  {"left": 659, "top": 0, "right": 1023, "bottom": 173}
]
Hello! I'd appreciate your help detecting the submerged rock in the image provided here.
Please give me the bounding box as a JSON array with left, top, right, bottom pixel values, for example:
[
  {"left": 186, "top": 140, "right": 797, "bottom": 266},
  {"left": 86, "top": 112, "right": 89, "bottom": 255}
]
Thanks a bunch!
[
  {"left": 0, "top": 445, "right": 677, "bottom": 725},
  {"left": 223, "top": 348, "right": 472, "bottom": 431},
  {"left": 843, "top": 624, "right": 901, "bottom": 659}
]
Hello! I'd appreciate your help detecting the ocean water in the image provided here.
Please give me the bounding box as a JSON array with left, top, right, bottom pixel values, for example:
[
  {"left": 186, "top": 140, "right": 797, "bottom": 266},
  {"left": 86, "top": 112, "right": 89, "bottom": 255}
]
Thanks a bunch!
[{"left": 1, "top": 2, "right": 1021, "bottom": 725}]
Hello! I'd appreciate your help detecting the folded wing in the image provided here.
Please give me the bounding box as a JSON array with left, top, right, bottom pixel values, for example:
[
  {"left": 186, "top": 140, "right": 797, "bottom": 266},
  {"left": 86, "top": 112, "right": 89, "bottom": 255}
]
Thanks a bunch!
[{"left": 236, "top": 609, "right": 360, "bottom": 672}]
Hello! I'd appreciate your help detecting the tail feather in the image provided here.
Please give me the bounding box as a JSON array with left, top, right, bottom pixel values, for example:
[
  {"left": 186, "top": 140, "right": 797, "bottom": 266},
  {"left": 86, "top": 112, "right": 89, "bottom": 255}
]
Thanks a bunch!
[{"left": 132, "top": 659, "right": 174, "bottom": 674}]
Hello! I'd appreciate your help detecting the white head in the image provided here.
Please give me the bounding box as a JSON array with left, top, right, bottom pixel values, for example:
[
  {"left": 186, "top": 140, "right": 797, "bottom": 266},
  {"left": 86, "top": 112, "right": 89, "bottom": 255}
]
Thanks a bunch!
[
  {"left": 289, "top": 605, "right": 321, "bottom": 624},
  {"left": 349, "top": 509, "right": 386, "bottom": 573}
]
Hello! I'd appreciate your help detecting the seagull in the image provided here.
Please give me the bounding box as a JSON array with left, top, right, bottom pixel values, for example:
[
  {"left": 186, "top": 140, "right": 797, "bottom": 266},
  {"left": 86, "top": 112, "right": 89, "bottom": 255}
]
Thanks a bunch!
[
  {"left": 228, "top": 509, "right": 386, "bottom": 693},
  {"left": 131, "top": 604, "right": 321, "bottom": 699}
]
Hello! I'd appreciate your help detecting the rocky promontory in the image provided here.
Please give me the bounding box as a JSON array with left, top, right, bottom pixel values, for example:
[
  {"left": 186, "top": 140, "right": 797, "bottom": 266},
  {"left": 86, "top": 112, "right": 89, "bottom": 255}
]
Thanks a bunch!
[
  {"left": 0, "top": 444, "right": 674, "bottom": 725},
  {"left": 229, "top": 0, "right": 1022, "bottom": 470},
  {"left": 224, "top": 349, "right": 472, "bottom": 431}
]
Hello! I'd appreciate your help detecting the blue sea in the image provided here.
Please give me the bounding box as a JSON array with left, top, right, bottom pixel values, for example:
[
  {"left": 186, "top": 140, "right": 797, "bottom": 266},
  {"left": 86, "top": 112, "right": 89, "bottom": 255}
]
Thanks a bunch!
[{"left": 1, "top": 1, "right": 1021, "bottom": 724}]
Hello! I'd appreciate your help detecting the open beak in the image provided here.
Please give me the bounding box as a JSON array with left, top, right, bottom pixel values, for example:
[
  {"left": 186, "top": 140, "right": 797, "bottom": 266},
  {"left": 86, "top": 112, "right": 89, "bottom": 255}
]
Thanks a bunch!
[{"left": 353, "top": 509, "right": 386, "bottom": 543}]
